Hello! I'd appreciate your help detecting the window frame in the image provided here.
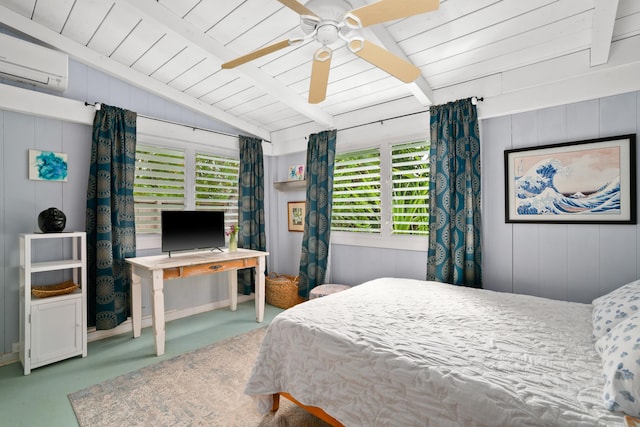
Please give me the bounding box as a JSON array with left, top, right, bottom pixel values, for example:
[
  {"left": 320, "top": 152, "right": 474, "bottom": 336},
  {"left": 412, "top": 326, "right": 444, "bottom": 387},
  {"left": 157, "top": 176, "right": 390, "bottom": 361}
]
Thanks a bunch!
[
  {"left": 134, "top": 143, "right": 187, "bottom": 235},
  {"left": 330, "top": 136, "right": 429, "bottom": 252},
  {"left": 194, "top": 151, "right": 240, "bottom": 231},
  {"left": 390, "top": 140, "right": 430, "bottom": 236},
  {"left": 332, "top": 147, "right": 382, "bottom": 233},
  {"left": 134, "top": 131, "right": 239, "bottom": 251}
]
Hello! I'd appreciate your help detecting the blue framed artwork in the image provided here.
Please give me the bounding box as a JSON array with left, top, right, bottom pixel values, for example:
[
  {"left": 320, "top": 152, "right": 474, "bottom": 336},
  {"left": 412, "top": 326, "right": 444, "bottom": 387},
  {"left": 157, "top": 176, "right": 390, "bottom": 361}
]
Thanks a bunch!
[
  {"left": 29, "top": 149, "right": 68, "bottom": 182},
  {"left": 504, "top": 134, "right": 636, "bottom": 224}
]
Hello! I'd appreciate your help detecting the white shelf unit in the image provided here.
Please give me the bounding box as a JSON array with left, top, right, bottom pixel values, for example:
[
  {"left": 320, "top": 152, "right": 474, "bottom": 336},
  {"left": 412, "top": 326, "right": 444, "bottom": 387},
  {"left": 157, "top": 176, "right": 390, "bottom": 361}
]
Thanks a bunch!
[{"left": 19, "top": 232, "right": 87, "bottom": 375}]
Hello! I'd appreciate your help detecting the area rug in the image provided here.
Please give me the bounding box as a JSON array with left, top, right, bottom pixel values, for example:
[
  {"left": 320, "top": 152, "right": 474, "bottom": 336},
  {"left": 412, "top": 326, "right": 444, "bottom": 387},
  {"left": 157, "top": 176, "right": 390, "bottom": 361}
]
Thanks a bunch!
[{"left": 68, "top": 328, "right": 332, "bottom": 427}]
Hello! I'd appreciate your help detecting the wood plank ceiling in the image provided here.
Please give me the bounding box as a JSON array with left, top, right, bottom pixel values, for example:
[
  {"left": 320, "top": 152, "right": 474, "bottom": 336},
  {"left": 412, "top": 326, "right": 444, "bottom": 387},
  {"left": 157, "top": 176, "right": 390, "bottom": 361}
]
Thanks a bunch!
[{"left": 1, "top": 0, "right": 639, "bottom": 140}]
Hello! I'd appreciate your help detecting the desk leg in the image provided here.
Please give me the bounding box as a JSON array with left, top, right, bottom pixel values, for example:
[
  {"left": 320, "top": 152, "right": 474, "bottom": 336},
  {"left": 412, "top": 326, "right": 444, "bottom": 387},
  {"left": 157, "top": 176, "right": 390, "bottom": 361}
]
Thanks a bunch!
[
  {"left": 228, "top": 269, "right": 237, "bottom": 311},
  {"left": 151, "top": 269, "right": 166, "bottom": 356},
  {"left": 255, "top": 256, "right": 265, "bottom": 322},
  {"left": 131, "top": 266, "right": 142, "bottom": 338}
]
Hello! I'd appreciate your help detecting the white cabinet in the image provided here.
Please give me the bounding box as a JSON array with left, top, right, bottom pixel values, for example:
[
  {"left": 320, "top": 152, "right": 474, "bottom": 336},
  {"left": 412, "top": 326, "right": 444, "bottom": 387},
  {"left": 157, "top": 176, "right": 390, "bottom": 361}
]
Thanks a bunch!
[{"left": 19, "top": 232, "right": 87, "bottom": 375}]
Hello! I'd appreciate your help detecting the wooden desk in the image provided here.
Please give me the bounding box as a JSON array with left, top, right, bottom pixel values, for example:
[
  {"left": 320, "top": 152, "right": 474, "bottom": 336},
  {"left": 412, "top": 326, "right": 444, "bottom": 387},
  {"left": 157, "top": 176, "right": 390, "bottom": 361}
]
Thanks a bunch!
[{"left": 126, "top": 248, "right": 268, "bottom": 356}]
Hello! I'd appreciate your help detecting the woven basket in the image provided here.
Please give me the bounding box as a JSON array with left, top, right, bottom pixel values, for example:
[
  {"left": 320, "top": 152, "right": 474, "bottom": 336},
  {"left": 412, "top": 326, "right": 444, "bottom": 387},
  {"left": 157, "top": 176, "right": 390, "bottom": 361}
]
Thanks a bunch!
[
  {"left": 32, "top": 279, "right": 78, "bottom": 298},
  {"left": 265, "top": 272, "right": 303, "bottom": 309}
]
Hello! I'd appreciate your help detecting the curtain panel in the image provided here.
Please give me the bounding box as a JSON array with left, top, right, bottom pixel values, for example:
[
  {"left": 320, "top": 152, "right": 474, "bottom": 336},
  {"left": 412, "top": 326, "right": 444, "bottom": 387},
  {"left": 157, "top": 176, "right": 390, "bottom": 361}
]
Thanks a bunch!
[
  {"left": 86, "top": 105, "right": 137, "bottom": 329},
  {"left": 427, "top": 98, "right": 482, "bottom": 288},
  {"left": 298, "top": 129, "right": 337, "bottom": 298},
  {"left": 237, "top": 135, "right": 267, "bottom": 294}
]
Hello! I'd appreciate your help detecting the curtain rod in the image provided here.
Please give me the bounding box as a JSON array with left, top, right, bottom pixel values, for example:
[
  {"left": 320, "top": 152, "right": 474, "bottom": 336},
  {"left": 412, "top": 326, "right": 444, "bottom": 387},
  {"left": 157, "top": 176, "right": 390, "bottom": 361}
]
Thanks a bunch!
[
  {"left": 335, "top": 96, "right": 483, "bottom": 133},
  {"left": 84, "top": 102, "right": 271, "bottom": 143},
  {"left": 86, "top": 96, "right": 484, "bottom": 143},
  {"left": 337, "top": 109, "right": 428, "bottom": 133}
]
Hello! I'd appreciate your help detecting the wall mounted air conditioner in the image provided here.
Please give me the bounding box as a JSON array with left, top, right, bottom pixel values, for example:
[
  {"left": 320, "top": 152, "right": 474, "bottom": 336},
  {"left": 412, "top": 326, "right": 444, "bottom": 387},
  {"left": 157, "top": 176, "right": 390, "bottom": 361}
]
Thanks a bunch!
[{"left": 0, "top": 32, "right": 68, "bottom": 92}]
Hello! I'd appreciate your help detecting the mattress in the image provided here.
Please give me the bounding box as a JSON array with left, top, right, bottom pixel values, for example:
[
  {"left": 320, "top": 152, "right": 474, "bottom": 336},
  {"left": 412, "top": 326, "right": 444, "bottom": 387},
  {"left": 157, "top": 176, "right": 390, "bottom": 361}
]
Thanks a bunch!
[{"left": 244, "top": 278, "right": 624, "bottom": 426}]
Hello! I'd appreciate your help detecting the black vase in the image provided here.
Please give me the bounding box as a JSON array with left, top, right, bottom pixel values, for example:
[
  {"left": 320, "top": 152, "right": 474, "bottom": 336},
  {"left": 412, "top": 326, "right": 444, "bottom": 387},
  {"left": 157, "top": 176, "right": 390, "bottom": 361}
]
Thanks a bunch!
[{"left": 38, "top": 207, "right": 66, "bottom": 233}]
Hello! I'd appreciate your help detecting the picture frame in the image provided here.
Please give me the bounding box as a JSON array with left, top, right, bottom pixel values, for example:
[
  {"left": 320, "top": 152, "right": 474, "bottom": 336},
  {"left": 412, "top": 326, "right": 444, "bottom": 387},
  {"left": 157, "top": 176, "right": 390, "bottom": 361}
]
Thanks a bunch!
[
  {"left": 288, "top": 164, "right": 305, "bottom": 181},
  {"left": 29, "top": 149, "right": 68, "bottom": 182},
  {"left": 288, "top": 201, "right": 305, "bottom": 232},
  {"left": 504, "top": 134, "right": 636, "bottom": 224}
]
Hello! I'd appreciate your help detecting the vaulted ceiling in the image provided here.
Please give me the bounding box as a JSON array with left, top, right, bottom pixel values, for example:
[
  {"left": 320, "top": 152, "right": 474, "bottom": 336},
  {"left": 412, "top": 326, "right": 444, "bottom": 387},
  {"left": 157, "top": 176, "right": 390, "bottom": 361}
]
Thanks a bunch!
[{"left": 1, "top": 0, "right": 639, "bottom": 142}]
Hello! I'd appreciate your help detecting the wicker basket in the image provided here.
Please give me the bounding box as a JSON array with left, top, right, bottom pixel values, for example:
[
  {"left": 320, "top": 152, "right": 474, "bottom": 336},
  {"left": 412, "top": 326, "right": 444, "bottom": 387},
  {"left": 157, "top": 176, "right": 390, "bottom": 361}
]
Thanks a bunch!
[
  {"left": 31, "top": 279, "right": 78, "bottom": 298},
  {"left": 265, "top": 272, "right": 303, "bottom": 309}
]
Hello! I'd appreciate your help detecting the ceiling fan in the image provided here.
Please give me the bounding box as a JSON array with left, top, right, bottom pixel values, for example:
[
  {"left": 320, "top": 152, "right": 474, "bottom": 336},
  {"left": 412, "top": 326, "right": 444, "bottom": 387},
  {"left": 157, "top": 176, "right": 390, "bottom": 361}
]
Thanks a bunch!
[{"left": 221, "top": 0, "right": 440, "bottom": 104}]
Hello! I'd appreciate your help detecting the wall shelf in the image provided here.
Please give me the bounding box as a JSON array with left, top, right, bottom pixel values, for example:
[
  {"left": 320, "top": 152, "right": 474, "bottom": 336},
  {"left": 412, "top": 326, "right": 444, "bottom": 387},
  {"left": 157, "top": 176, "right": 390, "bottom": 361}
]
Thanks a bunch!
[{"left": 273, "top": 180, "right": 306, "bottom": 191}]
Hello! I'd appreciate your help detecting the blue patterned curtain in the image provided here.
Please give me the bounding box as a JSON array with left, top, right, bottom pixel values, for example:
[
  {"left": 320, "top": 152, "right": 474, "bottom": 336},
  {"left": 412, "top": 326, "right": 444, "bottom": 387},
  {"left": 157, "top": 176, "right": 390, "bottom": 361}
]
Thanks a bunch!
[
  {"left": 427, "top": 98, "right": 482, "bottom": 287},
  {"left": 86, "top": 105, "right": 137, "bottom": 329},
  {"left": 298, "top": 129, "right": 336, "bottom": 298},
  {"left": 238, "top": 135, "right": 266, "bottom": 294}
]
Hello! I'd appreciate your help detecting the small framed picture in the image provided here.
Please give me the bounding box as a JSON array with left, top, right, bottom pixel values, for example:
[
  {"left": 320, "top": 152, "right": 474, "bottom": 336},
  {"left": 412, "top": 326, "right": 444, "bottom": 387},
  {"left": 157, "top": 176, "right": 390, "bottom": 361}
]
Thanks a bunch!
[
  {"left": 288, "top": 165, "right": 305, "bottom": 181},
  {"left": 29, "top": 149, "right": 68, "bottom": 181},
  {"left": 288, "top": 201, "right": 305, "bottom": 232}
]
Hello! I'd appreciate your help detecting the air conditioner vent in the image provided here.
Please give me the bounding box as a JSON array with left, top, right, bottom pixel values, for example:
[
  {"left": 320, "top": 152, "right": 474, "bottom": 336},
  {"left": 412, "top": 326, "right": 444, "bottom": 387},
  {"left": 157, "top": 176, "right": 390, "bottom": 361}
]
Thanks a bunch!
[{"left": 0, "top": 33, "right": 68, "bottom": 92}]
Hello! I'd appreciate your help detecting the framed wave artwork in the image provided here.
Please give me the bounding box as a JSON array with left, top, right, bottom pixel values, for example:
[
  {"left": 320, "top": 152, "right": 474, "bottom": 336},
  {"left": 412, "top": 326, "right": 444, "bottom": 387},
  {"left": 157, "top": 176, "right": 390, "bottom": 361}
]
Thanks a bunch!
[{"left": 504, "top": 134, "right": 637, "bottom": 224}]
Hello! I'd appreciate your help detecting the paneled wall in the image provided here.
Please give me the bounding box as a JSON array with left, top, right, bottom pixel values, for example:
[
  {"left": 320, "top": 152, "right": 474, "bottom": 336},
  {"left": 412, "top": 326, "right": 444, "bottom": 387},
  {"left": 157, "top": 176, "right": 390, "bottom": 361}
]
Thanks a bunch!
[
  {"left": 0, "top": 58, "right": 244, "bottom": 358},
  {"left": 0, "top": 111, "right": 91, "bottom": 360},
  {"left": 482, "top": 92, "right": 640, "bottom": 303},
  {"left": 265, "top": 152, "right": 306, "bottom": 278}
]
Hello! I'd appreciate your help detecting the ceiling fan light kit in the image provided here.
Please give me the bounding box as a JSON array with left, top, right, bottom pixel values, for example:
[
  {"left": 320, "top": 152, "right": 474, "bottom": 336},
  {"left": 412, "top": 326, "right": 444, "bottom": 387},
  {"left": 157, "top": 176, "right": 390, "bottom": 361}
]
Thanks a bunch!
[
  {"left": 316, "top": 24, "right": 340, "bottom": 45},
  {"left": 222, "top": 0, "right": 440, "bottom": 104}
]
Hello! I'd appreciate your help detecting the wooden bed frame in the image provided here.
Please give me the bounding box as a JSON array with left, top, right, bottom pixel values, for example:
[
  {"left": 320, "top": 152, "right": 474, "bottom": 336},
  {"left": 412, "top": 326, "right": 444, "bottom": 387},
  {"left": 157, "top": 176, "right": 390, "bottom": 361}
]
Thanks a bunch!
[
  {"left": 273, "top": 393, "right": 640, "bottom": 427},
  {"left": 271, "top": 392, "right": 344, "bottom": 427}
]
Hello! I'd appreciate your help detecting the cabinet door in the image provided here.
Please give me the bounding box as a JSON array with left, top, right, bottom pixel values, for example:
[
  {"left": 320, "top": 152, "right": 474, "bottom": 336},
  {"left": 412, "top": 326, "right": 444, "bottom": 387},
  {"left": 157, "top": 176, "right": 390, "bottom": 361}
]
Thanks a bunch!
[{"left": 31, "top": 297, "right": 82, "bottom": 366}]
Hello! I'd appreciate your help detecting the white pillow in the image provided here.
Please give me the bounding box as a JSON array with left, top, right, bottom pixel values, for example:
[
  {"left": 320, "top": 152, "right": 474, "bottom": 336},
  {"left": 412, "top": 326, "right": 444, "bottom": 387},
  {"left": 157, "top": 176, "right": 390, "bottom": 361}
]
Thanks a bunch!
[
  {"left": 592, "top": 280, "right": 640, "bottom": 340},
  {"left": 598, "top": 312, "right": 640, "bottom": 417}
]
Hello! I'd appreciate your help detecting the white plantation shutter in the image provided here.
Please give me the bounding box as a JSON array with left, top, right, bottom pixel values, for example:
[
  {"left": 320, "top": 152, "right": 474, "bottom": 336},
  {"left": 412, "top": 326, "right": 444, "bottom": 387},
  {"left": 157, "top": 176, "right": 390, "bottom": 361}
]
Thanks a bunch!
[
  {"left": 332, "top": 148, "right": 381, "bottom": 233},
  {"left": 195, "top": 152, "right": 239, "bottom": 230},
  {"left": 391, "top": 141, "right": 430, "bottom": 235},
  {"left": 134, "top": 144, "right": 185, "bottom": 234}
]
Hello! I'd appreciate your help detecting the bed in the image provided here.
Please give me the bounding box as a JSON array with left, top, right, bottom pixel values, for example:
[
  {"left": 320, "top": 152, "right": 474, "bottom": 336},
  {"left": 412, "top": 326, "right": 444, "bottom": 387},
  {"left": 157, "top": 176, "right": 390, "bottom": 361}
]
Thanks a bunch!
[{"left": 244, "top": 277, "right": 636, "bottom": 426}]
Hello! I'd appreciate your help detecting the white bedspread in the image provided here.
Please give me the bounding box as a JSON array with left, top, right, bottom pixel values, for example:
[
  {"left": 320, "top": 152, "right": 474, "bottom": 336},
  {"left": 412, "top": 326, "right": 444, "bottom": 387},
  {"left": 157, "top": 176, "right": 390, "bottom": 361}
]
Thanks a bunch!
[{"left": 244, "top": 278, "right": 623, "bottom": 426}]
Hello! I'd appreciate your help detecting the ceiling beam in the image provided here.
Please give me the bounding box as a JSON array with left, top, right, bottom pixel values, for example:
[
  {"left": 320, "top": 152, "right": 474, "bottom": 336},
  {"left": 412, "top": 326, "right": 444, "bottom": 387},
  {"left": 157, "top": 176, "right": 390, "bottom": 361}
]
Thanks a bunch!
[
  {"left": 0, "top": 4, "right": 271, "bottom": 140},
  {"left": 590, "top": 0, "right": 619, "bottom": 66},
  {"left": 348, "top": 0, "right": 434, "bottom": 106},
  {"left": 119, "top": 0, "right": 334, "bottom": 128}
]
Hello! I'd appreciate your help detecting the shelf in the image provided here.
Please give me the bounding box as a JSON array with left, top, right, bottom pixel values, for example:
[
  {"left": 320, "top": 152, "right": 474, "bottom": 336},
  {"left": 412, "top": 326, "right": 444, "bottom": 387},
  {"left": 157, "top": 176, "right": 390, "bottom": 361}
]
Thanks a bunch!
[
  {"left": 31, "top": 289, "right": 82, "bottom": 306},
  {"left": 20, "top": 232, "right": 87, "bottom": 374},
  {"left": 273, "top": 180, "right": 306, "bottom": 191},
  {"left": 29, "top": 259, "right": 83, "bottom": 272},
  {"left": 25, "top": 231, "right": 86, "bottom": 240}
]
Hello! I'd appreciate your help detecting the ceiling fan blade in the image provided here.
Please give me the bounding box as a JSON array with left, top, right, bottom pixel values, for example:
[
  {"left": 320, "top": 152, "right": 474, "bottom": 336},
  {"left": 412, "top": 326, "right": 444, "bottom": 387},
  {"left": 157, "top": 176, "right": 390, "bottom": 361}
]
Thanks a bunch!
[
  {"left": 221, "top": 39, "right": 291, "bottom": 69},
  {"left": 278, "top": 0, "right": 318, "bottom": 17},
  {"left": 348, "top": 38, "right": 420, "bottom": 83},
  {"left": 345, "top": 0, "right": 440, "bottom": 29},
  {"left": 308, "top": 47, "right": 332, "bottom": 104}
]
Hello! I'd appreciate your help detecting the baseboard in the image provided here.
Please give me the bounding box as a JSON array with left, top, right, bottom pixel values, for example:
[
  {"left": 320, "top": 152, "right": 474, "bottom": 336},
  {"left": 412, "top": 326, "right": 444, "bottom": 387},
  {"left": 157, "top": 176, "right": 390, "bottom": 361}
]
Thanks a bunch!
[
  {"left": 0, "top": 294, "right": 256, "bottom": 366},
  {"left": 87, "top": 294, "right": 255, "bottom": 342},
  {"left": 0, "top": 352, "right": 18, "bottom": 366}
]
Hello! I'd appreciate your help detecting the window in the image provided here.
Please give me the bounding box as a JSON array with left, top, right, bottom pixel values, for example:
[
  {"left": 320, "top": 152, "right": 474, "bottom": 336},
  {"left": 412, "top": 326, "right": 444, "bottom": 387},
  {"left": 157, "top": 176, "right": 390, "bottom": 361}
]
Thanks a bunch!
[
  {"left": 134, "top": 144, "right": 185, "bottom": 234},
  {"left": 391, "top": 141, "right": 430, "bottom": 235},
  {"left": 134, "top": 145, "right": 240, "bottom": 237},
  {"left": 332, "top": 148, "right": 381, "bottom": 233},
  {"left": 331, "top": 140, "right": 430, "bottom": 245},
  {"left": 195, "top": 152, "right": 239, "bottom": 230}
]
